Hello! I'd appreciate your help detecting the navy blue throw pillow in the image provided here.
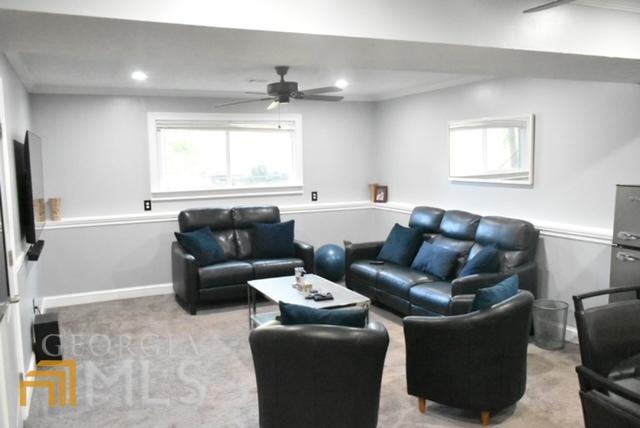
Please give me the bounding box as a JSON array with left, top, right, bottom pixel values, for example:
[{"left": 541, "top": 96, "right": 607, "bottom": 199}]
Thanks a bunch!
[
  {"left": 174, "top": 227, "right": 225, "bottom": 267},
  {"left": 470, "top": 275, "right": 519, "bottom": 312},
  {"left": 253, "top": 220, "right": 295, "bottom": 258},
  {"left": 377, "top": 223, "right": 424, "bottom": 266},
  {"left": 279, "top": 302, "right": 367, "bottom": 328},
  {"left": 410, "top": 242, "right": 460, "bottom": 280},
  {"left": 459, "top": 245, "right": 500, "bottom": 277}
]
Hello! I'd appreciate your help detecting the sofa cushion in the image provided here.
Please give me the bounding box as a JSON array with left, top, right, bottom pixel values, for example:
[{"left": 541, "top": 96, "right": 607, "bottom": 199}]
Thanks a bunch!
[
  {"left": 250, "top": 258, "right": 304, "bottom": 279},
  {"left": 409, "top": 282, "right": 454, "bottom": 314},
  {"left": 252, "top": 220, "right": 295, "bottom": 258},
  {"left": 376, "top": 264, "right": 433, "bottom": 299},
  {"left": 232, "top": 206, "right": 281, "bottom": 228},
  {"left": 377, "top": 223, "right": 424, "bottom": 266},
  {"left": 459, "top": 244, "right": 500, "bottom": 277},
  {"left": 409, "top": 206, "right": 445, "bottom": 232},
  {"left": 439, "top": 210, "right": 481, "bottom": 240},
  {"left": 431, "top": 235, "right": 475, "bottom": 258},
  {"left": 234, "top": 229, "right": 254, "bottom": 259},
  {"left": 174, "top": 227, "right": 226, "bottom": 267},
  {"left": 232, "top": 206, "right": 281, "bottom": 258},
  {"left": 178, "top": 208, "right": 233, "bottom": 232},
  {"left": 470, "top": 275, "right": 519, "bottom": 311},
  {"left": 475, "top": 216, "right": 538, "bottom": 269},
  {"left": 410, "top": 242, "right": 460, "bottom": 280},
  {"left": 431, "top": 235, "right": 475, "bottom": 276},
  {"left": 349, "top": 260, "right": 384, "bottom": 283},
  {"left": 199, "top": 261, "right": 254, "bottom": 289},
  {"left": 211, "top": 229, "right": 238, "bottom": 260},
  {"left": 279, "top": 302, "right": 367, "bottom": 328}
]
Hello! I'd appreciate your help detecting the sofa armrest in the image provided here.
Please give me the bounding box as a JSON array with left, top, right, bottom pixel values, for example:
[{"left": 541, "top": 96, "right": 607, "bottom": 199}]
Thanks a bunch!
[
  {"left": 366, "top": 320, "right": 389, "bottom": 336},
  {"left": 451, "top": 261, "right": 538, "bottom": 297},
  {"left": 345, "top": 241, "right": 384, "bottom": 268},
  {"left": 449, "top": 294, "right": 475, "bottom": 315},
  {"left": 172, "top": 242, "right": 200, "bottom": 314},
  {"left": 293, "top": 240, "right": 314, "bottom": 273}
]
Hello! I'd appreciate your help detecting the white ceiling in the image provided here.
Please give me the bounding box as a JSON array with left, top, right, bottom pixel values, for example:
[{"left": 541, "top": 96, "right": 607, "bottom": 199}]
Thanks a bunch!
[
  {"left": 0, "top": 5, "right": 639, "bottom": 102},
  {"left": 0, "top": 10, "right": 490, "bottom": 101}
]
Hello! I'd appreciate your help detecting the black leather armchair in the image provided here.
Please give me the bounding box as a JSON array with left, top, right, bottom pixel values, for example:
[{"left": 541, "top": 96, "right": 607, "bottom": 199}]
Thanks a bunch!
[
  {"left": 573, "top": 285, "right": 640, "bottom": 377},
  {"left": 249, "top": 322, "right": 389, "bottom": 428},
  {"left": 346, "top": 206, "right": 539, "bottom": 316},
  {"left": 577, "top": 365, "right": 640, "bottom": 427},
  {"left": 172, "top": 206, "right": 314, "bottom": 315},
  {"left": 403, "top": 291, "right": 533, "bottom": 426}
]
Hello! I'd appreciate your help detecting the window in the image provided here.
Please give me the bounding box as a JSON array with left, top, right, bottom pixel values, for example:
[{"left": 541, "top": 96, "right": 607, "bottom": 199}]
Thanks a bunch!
[
  {"left": 148, "top": 113, "right": 303, "bottom": 197},
  {"left": 449, "top": 115, "right": 534, "bottom": 185}
]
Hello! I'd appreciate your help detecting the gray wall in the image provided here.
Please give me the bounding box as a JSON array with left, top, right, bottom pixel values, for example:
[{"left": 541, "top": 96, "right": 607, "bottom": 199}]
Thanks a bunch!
[
  {"left": 31, "top": 95, "right": 376, "bottom": 216},
  {"left": 374, "top": 78, "right": 640, "bottom": 229},
  {"left": 30, "top": 94, "right": 377, "bottom": 296}
]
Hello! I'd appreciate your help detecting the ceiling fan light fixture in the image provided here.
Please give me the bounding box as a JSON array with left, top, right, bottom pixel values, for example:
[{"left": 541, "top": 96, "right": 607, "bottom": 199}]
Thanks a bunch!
[
  {"left": 277, "top": 94, "right": 290, "bottom": 104},
  {"left": 216, "top": 66, "right": 345, "bottom": 110},
  {"left": 335, "top": 79, "right": 349, "bottom": 89}
]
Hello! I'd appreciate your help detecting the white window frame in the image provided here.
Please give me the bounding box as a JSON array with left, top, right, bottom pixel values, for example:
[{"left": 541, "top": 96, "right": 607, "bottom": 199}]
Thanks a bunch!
[
  {"left": 147, "top": 112, "right": 303, "bottom": 200},
  {"left": 448, "top": 114, "right": 535, "bottom": 186}
]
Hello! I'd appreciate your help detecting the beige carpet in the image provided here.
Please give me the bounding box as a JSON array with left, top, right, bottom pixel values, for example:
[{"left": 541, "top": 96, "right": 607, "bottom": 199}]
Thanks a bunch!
[{"left": 26, "top": 295, "right": 583, "bottom": 427}]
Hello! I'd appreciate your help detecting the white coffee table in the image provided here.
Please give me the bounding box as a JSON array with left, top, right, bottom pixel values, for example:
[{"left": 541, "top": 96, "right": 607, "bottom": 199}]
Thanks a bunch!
[{"left": 247, "top": 274, "right": 371, "bottom": 328}]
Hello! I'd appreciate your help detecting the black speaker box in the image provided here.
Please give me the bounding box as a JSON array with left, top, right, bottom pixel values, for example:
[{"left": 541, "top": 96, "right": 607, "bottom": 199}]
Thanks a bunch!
[{"left": 33, "top": 312, "right": 63, "bottom": 362}]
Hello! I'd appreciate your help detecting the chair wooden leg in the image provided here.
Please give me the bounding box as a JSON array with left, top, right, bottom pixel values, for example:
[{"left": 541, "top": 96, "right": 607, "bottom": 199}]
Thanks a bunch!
[
  {"left": 481, "top": 410, "right": 491, "bottom": 426},
  {"left": 418, "top": 397, "right": 426, "bottom": 413}
]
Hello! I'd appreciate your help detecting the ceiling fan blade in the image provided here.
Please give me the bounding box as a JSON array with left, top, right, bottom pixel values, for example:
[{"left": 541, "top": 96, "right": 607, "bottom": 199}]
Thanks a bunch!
[
  {"left": 214, "top": 98, "right": 272, "bottom": 108},
  {"left": 266, "top": 100, "right": 279, "bottom": 110},
  {"left": 297, "top": 86, "right": 342, "bottom": 95},
  {"left": 297, "top": 95, "right": 344, "bottom": 102},
  {"left": 523, "top": 0, "right": 575, "bottom": 13}
]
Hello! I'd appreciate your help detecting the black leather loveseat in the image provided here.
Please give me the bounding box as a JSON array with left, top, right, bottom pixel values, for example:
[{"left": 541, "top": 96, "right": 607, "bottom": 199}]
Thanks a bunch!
[
  {"left": 346, "top": 206, "right": 539, "bottom": 316},
  {"left": 172, "top": 206, "right": 314, "bottom": 314}
]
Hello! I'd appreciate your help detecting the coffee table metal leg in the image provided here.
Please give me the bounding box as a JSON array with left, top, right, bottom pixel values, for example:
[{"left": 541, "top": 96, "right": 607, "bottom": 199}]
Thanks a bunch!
[
  {"left": 247, "top": 286, "right": 256, "bottom": 329},
  {"left": 247, "top": 286, "right": 251, "bottom": 328}
]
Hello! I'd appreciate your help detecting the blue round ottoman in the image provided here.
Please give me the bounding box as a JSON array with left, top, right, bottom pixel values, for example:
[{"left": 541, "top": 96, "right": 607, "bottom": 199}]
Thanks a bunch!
[{"left": 314, "top": 244, "right": 346, "bottom": 282}]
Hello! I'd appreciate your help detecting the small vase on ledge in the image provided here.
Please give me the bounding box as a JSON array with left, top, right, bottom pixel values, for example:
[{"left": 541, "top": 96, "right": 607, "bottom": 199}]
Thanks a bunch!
[{"left": 48, "top": 197, "right": 62, "bottom": 221}]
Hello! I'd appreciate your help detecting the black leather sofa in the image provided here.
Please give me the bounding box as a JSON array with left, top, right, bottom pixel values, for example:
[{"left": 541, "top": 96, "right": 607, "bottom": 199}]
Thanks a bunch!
[
  {"left": 172, "top": 206, "right": 314, "bottom": 314},
  {"left": 250, "top": 321, "right": 389, "bottom": 428},
  {"left": 346, "top": 206, "right": 539, "bottom": 316}
]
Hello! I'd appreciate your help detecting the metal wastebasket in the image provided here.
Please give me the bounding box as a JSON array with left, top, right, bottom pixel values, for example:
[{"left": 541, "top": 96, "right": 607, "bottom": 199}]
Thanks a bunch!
[{"left": 533, "top": 299, "right": 569, "bottom": 350}]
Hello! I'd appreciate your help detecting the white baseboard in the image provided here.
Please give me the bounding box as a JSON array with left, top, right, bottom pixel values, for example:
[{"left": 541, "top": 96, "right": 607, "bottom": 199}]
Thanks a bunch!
[
  {"left": 565, "top": 325, "right": 579, "bottom": 344},
  {"left": 42, "top": 283, "right": 174, "bottom": 309}
]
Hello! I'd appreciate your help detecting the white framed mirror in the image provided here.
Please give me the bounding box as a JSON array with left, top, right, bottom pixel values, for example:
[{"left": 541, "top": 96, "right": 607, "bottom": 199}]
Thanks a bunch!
[{"left": 449, "top": 115, "right": 534, "bottom": 185}]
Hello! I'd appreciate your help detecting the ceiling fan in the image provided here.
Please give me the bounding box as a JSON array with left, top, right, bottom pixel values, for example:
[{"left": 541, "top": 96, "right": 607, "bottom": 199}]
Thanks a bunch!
[
  {"left": 523, "top": 0, "right": 575, "bottom": 13},
  {"left": 215, "top": 66, "right": 344, "bottom": 110}
]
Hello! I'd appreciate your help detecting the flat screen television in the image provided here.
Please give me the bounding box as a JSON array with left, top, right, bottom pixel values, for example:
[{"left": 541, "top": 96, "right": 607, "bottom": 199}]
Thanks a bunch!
[{"left": 14, "top": 130, "right": 46, "bottom": 260}]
